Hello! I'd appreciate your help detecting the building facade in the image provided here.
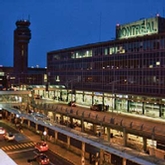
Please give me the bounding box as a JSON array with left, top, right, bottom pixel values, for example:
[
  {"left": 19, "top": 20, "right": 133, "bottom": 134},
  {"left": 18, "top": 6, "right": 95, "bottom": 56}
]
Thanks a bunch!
[{"left": 47, "top": 15, "right": 165, "bottom": 118}]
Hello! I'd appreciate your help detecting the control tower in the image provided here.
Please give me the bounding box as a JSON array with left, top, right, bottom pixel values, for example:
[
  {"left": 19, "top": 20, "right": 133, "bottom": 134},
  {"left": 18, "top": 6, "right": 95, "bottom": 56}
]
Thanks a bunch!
[{"left": 13, "top": 20, "right": 31, "bottom": 73}]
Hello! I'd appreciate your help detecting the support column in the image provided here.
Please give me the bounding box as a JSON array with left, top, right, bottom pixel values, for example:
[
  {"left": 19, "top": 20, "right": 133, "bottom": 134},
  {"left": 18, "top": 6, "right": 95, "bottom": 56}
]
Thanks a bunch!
[
  {"left": 95, "top": 152, "right": 99, "bottom": 165},
  {"left": 143, "top": 137, "right": 147, "bottom": 152},
  {"left": 60, "top": 114, "right": 64, "bottom": 124},
  {"left": 44, "top": 109, "right": 48, "bottom": 116},
  {"left": 67, "top": 136, "right": 70, "bottom": 149},
  {"left": 70, "top": 117, "right": 73, "bottom": 126},
  {"left": 81, "top": 142, "right": 85, "bottom": 165},
  {"left": 28, "top": 120, "right": 30, "bottom": 127},
  {"left": 93, "top": 124, "right": 97, "bottom": 135},
  {"left": 81, "top": 118, "right": 84, "bottom": 132},
  {"left": 5, "top": 111, "right": 8, "bottom": 119},
  {"left": 53, "top": 112, "right": 56, "bottom": 122},
  {"left": 122, "top": 158, "right": 126, "bottom": 165},
  {"left": 107, "top": 127, "right": 111, "bottom": 143},
  {"left": 109, "top": 153, "right": 112, "bottom": 164},
  {"left": 35, "top": 124, "right": 38, "bottom": 132},
  {"left": 99, "top": 149, "right": 103, "bottom": 165},
  {"left": 54, "top": 131, "right": 58, "bottom": 143},
  {"left": 123, "top": 127, "right": 127, "bottom": 146}
]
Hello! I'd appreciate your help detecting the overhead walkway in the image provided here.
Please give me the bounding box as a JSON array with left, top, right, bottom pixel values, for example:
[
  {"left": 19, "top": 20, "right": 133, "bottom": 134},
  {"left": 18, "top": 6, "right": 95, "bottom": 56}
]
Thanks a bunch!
[{"left": 0, "top": 91, "right": 30, "bottom": 103}]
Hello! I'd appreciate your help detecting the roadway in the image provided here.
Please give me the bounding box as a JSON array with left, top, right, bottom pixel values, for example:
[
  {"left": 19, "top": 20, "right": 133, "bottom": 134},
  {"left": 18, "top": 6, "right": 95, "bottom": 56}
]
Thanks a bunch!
[{"left": 0, "top": 120, "right": 74, "bottom": 165}]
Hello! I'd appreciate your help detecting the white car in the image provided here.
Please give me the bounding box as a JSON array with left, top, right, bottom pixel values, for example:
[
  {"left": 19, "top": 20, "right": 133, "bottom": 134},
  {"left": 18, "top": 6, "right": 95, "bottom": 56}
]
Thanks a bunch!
[
  {"left": 4, "top": 132, "right": 15, "bottom": 141},
  {"left": 0, "top": 127, "right": 6, "bottom": 135}
]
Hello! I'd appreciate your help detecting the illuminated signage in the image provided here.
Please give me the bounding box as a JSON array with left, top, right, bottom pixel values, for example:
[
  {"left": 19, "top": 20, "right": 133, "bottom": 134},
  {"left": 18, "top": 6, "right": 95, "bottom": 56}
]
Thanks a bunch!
[{"left": 116, "top": 17, "right": 158, "bottom": 39}]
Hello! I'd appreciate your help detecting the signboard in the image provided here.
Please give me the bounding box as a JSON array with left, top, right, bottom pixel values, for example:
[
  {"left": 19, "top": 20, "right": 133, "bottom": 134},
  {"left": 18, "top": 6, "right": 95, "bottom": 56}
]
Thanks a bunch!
[{"left": 116, "top": 17, "right": 158, "bottom": 39}]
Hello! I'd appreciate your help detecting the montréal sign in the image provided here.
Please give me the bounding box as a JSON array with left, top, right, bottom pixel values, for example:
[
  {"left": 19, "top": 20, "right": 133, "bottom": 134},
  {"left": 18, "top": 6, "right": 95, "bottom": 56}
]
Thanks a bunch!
[{"left": 116, "top": 17, "right": 158, "bottom": 39}]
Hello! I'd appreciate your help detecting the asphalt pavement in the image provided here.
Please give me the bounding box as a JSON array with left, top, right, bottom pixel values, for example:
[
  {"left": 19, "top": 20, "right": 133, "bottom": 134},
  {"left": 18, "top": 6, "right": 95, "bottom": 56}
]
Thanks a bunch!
[{"left": 12, "top": 123, "right": 91, "bottom": 165}]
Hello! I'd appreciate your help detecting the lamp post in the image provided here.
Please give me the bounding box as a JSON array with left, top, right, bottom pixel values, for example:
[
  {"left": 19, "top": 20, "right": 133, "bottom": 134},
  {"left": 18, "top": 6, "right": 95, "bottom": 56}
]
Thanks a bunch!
[
  {"left": 66, "top": 78, "right": 79, "bottom": 102},
  {"left": 107, "top": 80, "right": 120, "bottom": 113}
]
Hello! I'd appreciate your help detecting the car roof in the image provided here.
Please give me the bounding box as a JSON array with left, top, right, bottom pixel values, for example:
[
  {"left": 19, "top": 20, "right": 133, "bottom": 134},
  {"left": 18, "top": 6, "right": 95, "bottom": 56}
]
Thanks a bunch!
[{"left": 38, "top": 154, "right": 48, "bottom": 158}]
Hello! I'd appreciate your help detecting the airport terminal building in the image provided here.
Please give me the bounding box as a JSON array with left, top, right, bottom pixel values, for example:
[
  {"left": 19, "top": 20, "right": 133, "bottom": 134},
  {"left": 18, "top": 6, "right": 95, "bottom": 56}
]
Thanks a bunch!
[{"left": 47, "top": 15, "right": 165, "bottom": 118}]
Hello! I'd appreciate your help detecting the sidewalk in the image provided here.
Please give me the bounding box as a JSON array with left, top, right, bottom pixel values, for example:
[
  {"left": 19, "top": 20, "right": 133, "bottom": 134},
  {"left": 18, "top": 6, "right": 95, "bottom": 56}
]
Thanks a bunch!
[{"left": 22, "top": 128, "right": 91, "bottom": 165}]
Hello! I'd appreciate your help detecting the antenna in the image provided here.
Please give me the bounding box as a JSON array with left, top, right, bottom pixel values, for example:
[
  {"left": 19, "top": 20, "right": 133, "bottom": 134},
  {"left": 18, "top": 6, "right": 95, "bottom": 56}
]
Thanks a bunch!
[
  {"left": 28, "top": 15, "right": 30, "bottom": 21},
  {"left": 99, "top": 12, "right": 102, "bottom": 42}
]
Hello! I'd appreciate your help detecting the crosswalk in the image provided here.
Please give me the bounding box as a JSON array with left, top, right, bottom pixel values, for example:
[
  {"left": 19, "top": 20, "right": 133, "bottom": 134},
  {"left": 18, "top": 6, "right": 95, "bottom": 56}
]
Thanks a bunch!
[{"left": 1, "top": 141, "right": 35, "bottom": 151}]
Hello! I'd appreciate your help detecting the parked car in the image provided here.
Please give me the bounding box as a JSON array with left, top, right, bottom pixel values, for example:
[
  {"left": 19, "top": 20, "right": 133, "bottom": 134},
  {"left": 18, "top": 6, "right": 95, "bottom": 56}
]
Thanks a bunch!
[
  {"left": 35, "top": 141, "right": 49, "bottom": 152},
  {"left": 90, "top": 104, "right": 109, "bottom": 112},
  {"left": 0, "top": 127, "right": 6, "bottom": 135},
  {"left": 35, "top": 153, "right": 50, "bottom": 165},
  {"left": 4, "top": 132, "right": 15, "bottom": 141},
  {"left": 68, "top": 101, "right": 76, "bottom": 107}
]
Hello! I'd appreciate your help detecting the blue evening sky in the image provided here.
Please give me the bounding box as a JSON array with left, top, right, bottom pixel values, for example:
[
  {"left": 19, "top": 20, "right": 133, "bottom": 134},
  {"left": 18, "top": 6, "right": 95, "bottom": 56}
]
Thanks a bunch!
[{"left": 0, "top": 0, "right": 165, "bottom": 68}]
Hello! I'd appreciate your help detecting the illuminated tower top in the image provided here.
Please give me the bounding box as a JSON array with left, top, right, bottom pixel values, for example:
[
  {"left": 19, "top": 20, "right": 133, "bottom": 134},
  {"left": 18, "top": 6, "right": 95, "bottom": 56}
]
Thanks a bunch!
[{"left": 13, "top": 19, "right": 31, "bottom": 73}]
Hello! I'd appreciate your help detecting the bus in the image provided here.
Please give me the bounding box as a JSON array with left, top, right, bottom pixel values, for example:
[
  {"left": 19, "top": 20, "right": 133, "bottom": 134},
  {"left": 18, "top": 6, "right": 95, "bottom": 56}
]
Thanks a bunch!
[{"left": 0, "top": 149, "right": 17, "bottom": 165}]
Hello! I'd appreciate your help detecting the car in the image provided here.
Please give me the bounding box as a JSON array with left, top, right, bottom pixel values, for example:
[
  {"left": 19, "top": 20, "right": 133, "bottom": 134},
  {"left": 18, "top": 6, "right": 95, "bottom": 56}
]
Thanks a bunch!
[
  {"left": 27, "top": 153, "right": 49, "bottom": 165},
  {"left": 4, "top": 132, "right": 15, "bottom": 141},
  {"left": 35, "top": 141, "right": 49, "bottom": 152},
  {"left": 68, "top": 101, "right": 76, "bottom": 107},
  {"left": 0, "top": 127, "right": 6, "bottom": 135},
  {"left": 90, "top": 104, "right": 109, "bottom": 112},
  {"left": 35, "top": 153, "right": 50, "bottom": 165}
]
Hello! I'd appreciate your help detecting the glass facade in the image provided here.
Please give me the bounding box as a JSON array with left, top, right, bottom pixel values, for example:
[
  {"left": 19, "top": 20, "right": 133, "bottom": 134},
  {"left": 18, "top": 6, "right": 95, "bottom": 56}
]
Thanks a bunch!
[{"left": 46, "top": 16, "right": 165, "bottom": 118}]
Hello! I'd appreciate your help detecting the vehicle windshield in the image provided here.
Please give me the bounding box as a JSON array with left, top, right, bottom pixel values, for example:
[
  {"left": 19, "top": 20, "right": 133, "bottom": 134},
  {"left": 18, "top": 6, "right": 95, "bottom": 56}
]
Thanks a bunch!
[
  {"left": 40, "top": 154, "right": 47, "bottom": 159},
  {"left": 8, "top": 133, "right": 13, "bottom": 137}
]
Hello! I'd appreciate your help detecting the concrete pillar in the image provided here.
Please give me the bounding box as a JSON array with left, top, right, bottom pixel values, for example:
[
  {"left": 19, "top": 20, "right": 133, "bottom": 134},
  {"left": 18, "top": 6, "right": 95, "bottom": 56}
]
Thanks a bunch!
[
  {"left": 53, "top": 112, "right": 56, "bottom": 122},
  {"left": 60, "top": 114, "right": 64, "bottom": 124},
  {"left": 122, "top": 158, "right": 126, "bottom": 165},
  {"left": 123, "top": 127, "right": 127, "bottom": 146},
  {"left": 44, "top": 109, "right": 48, "bottom": 116},
  {"left": 5, "top": 111, "right": 8, "bottom": 119},
  {"left": 99, "top": 149, "right": 103, "bottom": 165},
  {"left": 44, "top": 127, "right": 48, "bottom": 132},
  {"left": 95, "top": 152, "right": 99, "bottom": 165},
  {"left": 109, "top": 153, "right": 112, "bottom": 164},
  {"left": 54, "top": 131, "right": 58, "bottom": 143},
  {"left": 20, "top": 117, "right": 24, "bottom": 124},
  {"left": 107, "top": 127, "right": 111, "bottom": 143},
  {"left": 70, "top": 117, "right": 73, "bottom": 126},
  {"left": 143, "top": 137, "right": 147, "bottom": 152},
  {"left": 35, "top": 124, "right": 38, "bottom": 132},
  {"left": 81, "top": 142, "right": 85, "bottom": 165},
  {"left": 81, "top": 118, "right": 84, "bottom": 132},
  {"left": 28, "top": 120, "right": 30, "bottom": 127},
  {"left": 93, "top": 124, "right": 97, "bottom": 135},
  {"left": 67, "top": 136, "right": 70, "bottom": 149}
]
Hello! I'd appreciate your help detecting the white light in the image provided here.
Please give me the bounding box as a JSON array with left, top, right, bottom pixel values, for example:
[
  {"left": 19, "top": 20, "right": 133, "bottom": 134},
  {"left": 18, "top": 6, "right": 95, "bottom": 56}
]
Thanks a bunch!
[
  {"left": 43, "top": 131, "right": 47, "bottom": 136},
  {"left": 16, "top": 114, "right": 19, "bottom": 118}
]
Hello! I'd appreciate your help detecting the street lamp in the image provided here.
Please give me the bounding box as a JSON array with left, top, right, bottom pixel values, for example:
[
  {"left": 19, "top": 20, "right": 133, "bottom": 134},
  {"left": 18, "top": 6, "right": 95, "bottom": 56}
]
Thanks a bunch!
[
  {"left": 107, "top": 80, "right": 120, "bottom": 113},
  {"left": 66, "top": 78, "right": 79, "bottom": 102}
]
